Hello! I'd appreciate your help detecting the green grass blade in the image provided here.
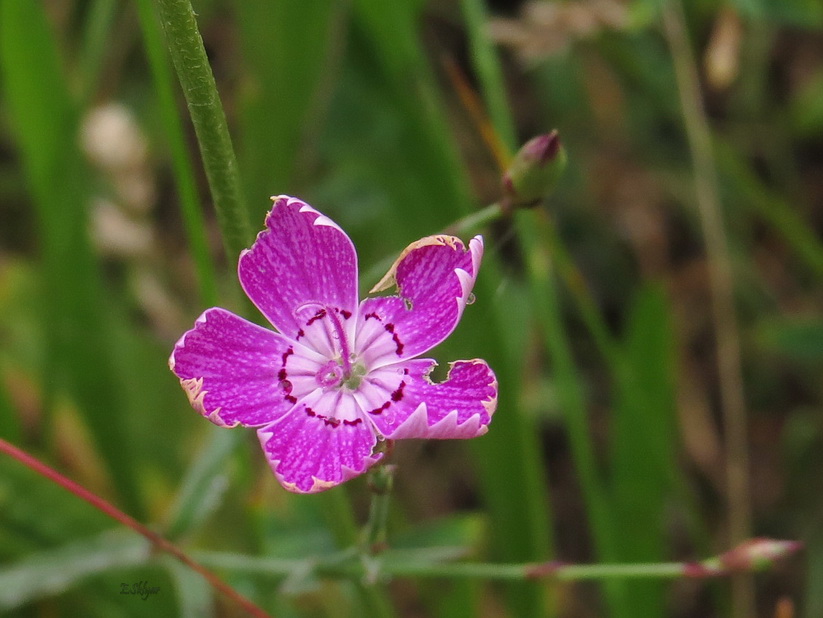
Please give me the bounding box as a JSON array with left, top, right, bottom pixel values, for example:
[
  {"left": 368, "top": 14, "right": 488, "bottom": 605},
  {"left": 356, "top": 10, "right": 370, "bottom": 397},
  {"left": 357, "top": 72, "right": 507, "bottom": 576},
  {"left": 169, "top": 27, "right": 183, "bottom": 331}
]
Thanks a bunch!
[
  {"left": 78, "top": 0, "right": 119, "bottom": 102},
  {"left": 609, "top": 285, "right": 678, "bottom": 617},
  {"left": 716, "top": 139, "right": 823, "bottom": 281},
  {"left": 164, "top": 556, "right": 215, "bottom": 618},
  {"left": 235, "top": 0, "right": 342, "bottom": 209},
  {"left": 520, "top": 213, "right": 627, "bottom": 613},
  {"left": 459, "top": 0, "right": 517, "bottom": 148},
  {"left": 352, "top": 0, "right": 474, "bottom": 229},
  {"left": 349, "top": 4, "right": 556, "bottom": 616},
  {"left": 0, "top": 0, "right": 144, "bottom": 517},
  {"left": 164, "top": 429, "right": 241, "bottom": 539}
]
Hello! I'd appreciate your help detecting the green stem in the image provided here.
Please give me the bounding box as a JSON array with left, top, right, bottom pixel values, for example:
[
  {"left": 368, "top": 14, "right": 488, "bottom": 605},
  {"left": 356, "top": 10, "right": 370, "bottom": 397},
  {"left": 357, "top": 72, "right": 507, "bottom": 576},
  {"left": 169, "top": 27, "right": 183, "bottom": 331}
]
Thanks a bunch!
[
  {"left": 456, "top": 9, "right": 626, "bottom": 610},
  {"left": 369, "top": 200, "right": 621, "bottom": 366},
  {"left": 443, "top": 202, "right": 502, "bottom": 236},
  {"left": 192, "top": 538, "right": 799, "bottom": 582},
  {"left": 363, "top": 203, "right": 503, "bottom": 288},
  {"left": 362, "top": 464, "right": 395, "bottom": 553},
  {"left": 152, "top": 0, "right": 252, "bottom": 260},
  {"left": 369, "top": 561, "right": 686, "bottom": 581},
  {"left": 319, "top": 488, "right": 396, "bottom": 618}
]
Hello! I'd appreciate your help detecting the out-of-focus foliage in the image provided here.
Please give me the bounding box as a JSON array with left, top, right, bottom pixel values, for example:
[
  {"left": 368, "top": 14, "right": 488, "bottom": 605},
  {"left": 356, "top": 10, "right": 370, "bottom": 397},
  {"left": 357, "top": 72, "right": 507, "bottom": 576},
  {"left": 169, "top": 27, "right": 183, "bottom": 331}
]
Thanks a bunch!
[{"left": 0, "top": 0, "right": 820, "bottom": 616}]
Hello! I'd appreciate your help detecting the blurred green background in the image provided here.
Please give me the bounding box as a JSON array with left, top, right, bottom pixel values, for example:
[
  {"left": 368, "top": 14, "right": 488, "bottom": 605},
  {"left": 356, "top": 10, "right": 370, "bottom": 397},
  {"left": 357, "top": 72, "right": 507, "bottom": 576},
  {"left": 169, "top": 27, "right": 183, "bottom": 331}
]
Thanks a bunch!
[{"left": 1, "top": 0, "right": 822, "bottom": 616}]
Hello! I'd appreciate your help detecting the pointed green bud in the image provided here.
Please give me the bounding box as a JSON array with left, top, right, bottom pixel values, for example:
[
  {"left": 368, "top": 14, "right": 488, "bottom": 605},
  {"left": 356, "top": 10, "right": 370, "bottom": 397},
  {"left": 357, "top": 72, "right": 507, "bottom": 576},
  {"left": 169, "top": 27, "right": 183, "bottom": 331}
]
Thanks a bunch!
[{"left": 502, "top": 131, "right": 567, "bottom": 211}]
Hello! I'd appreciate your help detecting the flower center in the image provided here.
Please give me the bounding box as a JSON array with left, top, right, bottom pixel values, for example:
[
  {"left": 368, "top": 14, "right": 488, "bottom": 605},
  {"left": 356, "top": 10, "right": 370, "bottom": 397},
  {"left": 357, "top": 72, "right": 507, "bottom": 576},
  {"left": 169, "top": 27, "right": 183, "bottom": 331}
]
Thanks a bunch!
[
  {"left": 343, "top": 363, "right": 367, "bottom": 390},
  {"left": 315, "top": 359, "right": 367, "bottom": 390},
  {"left": 295, "top": 301, "right": 356, "bottom": 373}
]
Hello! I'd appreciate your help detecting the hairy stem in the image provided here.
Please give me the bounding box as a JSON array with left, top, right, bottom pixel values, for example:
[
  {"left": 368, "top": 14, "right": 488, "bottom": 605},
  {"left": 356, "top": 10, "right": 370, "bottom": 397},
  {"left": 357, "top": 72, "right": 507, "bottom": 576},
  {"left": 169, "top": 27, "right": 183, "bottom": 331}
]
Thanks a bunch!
[
  {"left": 136, "top": 0, "right": 219, "bottom": 306},
  {"left": 152, "top": 0, "right": 252, "bottom": 260}
]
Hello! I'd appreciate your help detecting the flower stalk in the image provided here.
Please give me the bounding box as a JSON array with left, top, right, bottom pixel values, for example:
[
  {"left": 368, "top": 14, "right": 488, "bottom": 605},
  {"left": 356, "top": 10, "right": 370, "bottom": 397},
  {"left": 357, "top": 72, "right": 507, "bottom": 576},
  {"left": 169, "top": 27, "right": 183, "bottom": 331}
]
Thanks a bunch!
[{"left": 363, "top": 463, "right": 396, "bottom": 554}]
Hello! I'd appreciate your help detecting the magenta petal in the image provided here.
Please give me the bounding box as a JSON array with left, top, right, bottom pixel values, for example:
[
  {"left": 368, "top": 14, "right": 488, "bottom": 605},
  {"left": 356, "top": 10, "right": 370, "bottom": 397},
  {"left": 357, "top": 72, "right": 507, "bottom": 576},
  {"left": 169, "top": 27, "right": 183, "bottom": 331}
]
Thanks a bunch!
[
  {"left": 238, "top": 196, "right": 359, "bottom": 341},
  {"left": 258, "top": 392, "right": 381, "bottom": 493},
  {"left": 170, "top": 308, "right": 324, "bottom": 427},
  {"left": 359, "top": 358, "right": 497, "bottom": 440},
  {"left": 356, "top": 235, "right": 483, "bottom": 368}
]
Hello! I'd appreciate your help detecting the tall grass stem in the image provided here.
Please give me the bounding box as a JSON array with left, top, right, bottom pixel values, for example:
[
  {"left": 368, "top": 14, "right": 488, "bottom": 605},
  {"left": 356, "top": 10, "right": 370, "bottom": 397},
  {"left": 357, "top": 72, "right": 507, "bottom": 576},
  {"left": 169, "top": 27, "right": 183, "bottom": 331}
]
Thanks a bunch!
[{"left": 662, "top": 4, "right": 753, "bottom": 616}]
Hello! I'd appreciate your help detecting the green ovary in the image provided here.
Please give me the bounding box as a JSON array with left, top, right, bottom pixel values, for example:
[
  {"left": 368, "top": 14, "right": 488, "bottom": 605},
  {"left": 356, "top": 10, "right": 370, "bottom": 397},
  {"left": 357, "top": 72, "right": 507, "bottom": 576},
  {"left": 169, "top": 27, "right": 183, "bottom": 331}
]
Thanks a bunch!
[{"left": 343, "top": 363, "right": 367, "bottom": 390}]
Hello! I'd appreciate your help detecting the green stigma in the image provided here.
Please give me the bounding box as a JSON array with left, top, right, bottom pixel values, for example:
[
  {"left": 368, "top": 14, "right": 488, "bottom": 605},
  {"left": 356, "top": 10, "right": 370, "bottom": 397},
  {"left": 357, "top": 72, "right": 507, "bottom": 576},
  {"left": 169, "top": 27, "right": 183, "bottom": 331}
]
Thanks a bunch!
[{"left": 343, "top": 363, "right": 367, "bottom": 390}]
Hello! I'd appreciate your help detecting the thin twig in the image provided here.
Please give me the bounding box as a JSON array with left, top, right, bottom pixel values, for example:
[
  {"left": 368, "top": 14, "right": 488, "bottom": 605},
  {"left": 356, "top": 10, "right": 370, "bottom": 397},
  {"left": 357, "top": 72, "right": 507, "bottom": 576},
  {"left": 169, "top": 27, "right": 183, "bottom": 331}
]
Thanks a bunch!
[{"left": 0, "top": 438, "right": 271, "bottom": 618}]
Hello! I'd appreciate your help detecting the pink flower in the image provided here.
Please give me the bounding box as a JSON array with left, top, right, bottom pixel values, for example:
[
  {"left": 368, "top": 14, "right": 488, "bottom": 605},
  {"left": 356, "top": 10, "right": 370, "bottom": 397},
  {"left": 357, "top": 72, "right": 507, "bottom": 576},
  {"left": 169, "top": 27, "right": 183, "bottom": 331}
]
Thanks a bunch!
[{"left": 170, "top": 196, "right": 497, "bottom": 493}]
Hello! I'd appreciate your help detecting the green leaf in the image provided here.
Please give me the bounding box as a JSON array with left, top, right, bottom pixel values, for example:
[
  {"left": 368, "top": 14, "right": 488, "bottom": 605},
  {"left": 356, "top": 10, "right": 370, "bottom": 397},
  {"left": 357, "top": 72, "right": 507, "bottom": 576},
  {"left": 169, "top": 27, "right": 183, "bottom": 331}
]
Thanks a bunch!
[
  {"left": 0, "top": 529, "right": 149, "bottom": 611},
  {"left": 610, "top": 284, "right": 678, "bottom": 617},
  {"left": 755, "top": 318, "right": 823, "bottom": 362},
  {"left": 235, "top": 0, "right": 341, "bottom": 208},
  {"left": 731, "top": 0, "right": 823, "bottom": 26},
  {"left": 164, "top": 429, "right": 240, "bottom": 540},
  {"left": 0, "top": 0, "right": 144, "bottom": 517},
  {"left": 164, "top": 556, "right": 215, "bottom": 618}
]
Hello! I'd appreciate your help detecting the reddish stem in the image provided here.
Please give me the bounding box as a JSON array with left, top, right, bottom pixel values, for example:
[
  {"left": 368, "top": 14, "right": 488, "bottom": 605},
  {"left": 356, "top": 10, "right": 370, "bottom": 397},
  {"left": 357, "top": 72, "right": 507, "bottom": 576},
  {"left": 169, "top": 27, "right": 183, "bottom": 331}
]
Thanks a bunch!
[{"left": 0, "top": 438, "right": 271, "bottom": 618}]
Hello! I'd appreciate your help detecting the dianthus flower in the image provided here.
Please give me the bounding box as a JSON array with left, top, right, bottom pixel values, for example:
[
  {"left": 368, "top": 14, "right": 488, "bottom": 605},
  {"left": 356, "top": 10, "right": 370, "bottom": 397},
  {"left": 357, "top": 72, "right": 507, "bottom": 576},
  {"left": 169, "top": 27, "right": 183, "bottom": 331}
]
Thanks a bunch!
[{"left": 170, "top": 196, "right": 497, "bottom": 493}]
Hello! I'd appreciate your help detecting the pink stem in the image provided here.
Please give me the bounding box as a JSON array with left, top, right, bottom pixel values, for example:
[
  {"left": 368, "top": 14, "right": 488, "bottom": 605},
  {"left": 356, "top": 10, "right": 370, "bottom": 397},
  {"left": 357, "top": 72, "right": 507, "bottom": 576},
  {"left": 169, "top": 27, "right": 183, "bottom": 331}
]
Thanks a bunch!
[
  {"left": 0, "top": 438, "right": 271, "bottom": 618},
  {"left": 325, "top": 306, "right": 353, "bottom": 377}
]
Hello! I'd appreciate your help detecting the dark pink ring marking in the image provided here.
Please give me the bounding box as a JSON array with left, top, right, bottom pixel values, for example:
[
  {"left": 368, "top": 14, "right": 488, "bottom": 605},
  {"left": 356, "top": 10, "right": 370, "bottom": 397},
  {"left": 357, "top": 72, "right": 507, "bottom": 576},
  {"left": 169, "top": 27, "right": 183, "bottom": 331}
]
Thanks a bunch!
[
  {"left": 279, "top": 347, "right": 298, "bottom": 403},
  {"left": 368, "top": 379, "right": 406, "bottom": 415},
  {"left": 362, "top": 312, "right": 404, "bottom": 355}
]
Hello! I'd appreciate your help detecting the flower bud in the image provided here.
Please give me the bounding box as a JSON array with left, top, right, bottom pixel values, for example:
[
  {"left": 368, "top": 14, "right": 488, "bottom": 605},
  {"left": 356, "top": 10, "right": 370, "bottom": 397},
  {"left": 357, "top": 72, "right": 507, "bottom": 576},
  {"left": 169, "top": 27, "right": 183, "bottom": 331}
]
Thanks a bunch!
[
  {"left": 719, "top": 538, "right": 803, "bottom": 572},
  {"left": 502, "top": 131, "right": 567, "bottom": 210}
]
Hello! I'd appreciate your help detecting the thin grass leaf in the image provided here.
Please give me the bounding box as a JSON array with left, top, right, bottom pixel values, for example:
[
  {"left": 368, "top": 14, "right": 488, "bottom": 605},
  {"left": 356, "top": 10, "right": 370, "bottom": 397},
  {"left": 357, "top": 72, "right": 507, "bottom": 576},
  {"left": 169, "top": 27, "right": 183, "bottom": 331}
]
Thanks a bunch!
[
  {"left": 0, "top": 457, "right": 109, "bottom": 559},
  {"left": 78, "top": 0, "right": 119, "bottom": 103},
  {"left": 0, "top": 0, "right": 144, "bottom": 517},
  {"left": 164, "top": 429, "right": 239, "bottom": 539},
  {"left": 164, "top": 556, "right": 216, "bottom": 618},
  {"left": 351, "top": 0, "right": 474, "bottom": 229},
  {"left": 235, "top": 0, "right": 343, "bottom": 208},
  {"left": 610, "top": 284, "right": 678, "bottom": 617},
  {"left": 340, "top": 7, "right": 554, "bottom": 618},
  {"left": 520, "top": 212, "right": 628, "bottom": 615},
  {"left": 716, "top": 139, "right": 823, "bottom": 281}
]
